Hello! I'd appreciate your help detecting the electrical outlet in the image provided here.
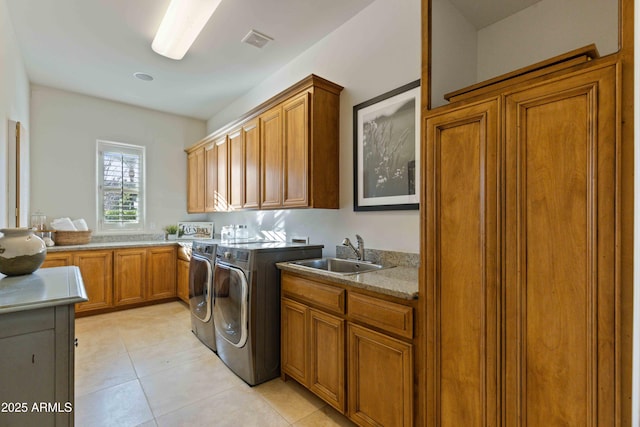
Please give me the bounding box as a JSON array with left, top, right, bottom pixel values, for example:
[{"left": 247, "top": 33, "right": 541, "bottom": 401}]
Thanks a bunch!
[{"left": 290, "top": 236, "right": 309, "bottom": 244}]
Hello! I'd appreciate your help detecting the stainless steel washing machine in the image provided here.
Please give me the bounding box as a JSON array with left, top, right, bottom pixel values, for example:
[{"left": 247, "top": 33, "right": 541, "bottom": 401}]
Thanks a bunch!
[
  {"left": 212, "top": 242, "right": 323, "bottom": 385},
  {"left": 189, "top": 240, "right": 218, "bottom": 351}
]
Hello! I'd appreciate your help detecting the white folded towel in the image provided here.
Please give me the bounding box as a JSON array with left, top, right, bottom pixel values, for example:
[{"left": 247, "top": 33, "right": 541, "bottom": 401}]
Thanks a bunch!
[
  {"left": 72, "top": 218, "right": 89, "bottom": 231},
  {"left": 51, "top": 217, "right": 77, "bottom": 231}
]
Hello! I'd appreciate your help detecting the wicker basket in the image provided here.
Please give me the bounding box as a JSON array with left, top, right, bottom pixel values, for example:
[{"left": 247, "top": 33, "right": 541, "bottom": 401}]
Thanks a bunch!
[{"left": 53, "top": 230, "right": 92, "bottom": 246}]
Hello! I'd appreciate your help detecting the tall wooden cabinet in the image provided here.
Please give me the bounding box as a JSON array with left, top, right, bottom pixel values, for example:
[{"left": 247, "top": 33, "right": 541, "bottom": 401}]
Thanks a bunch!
[{"left": 423, "top": 61, "right": 619, "bottom": 426}]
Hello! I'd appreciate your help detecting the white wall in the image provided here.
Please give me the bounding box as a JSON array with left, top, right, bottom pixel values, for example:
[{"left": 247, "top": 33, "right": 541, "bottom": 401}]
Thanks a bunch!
[
  {"left": 0, "top": 0, "right": 30, "bottom": 228},
  {"left": 429, "top": 0, "right": 618, "bottom": 106},
  {"left": 477, "top": 0, "right": 618, "bottom": 81},
  {"left": 30, "top": 85, "right": 207, "bottom": 234},
  {"left": 205, "top": 0, "right": 421, "bottom": 256},
  {"left": 430, "top": 0, "right": 478, "bottom": 108}
]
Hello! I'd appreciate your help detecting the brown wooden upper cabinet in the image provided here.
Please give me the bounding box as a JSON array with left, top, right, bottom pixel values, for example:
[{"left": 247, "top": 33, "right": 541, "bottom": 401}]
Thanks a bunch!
[
  {"left": 260, "top": 105, "right": 283, "bottom": 209},
  {"left": 215, "top": 135, "right": 229, "bottom": 211},
  {"left": 186, "top": 147, "right": 205, "bottom": 213},
  {"left": 186, "top": 74, "right": 343, "bottom": 212},
  {"left": 204, "top": 141, "right": 217, "bottom": 212},
  {"left": 282, "top": 92, "right": 310, "bottom": 208},
  {"left": 227, "top": 119, "right": 260, "bottom": 210},
  {"left": 243, "top": 118, "right": 260, "bottom": 209},
  {"left": 228, "top": 128, "right": 243, "bottom": 210}
]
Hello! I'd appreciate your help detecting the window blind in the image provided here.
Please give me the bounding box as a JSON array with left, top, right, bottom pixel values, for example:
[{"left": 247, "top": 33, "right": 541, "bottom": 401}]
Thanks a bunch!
[{"left": 97, "top": 141, "right": 145, "bottom": 231}]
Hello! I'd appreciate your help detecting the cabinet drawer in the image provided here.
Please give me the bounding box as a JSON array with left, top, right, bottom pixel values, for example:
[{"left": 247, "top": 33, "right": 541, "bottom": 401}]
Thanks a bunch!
[
  {"left": 348, "top": 293, "right": 413, "bottom": 339},
  {"left": 0, "top": 307, "right": 55, "bottom": 339},
  {"left": 282, "top": 273, "right": 345, "bottom": 315}
]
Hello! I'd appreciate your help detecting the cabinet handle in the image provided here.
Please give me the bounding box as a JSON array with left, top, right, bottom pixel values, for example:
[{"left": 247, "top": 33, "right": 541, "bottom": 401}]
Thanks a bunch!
[{"left": 32, "top": 354, "right": 35, "bottom": 364}]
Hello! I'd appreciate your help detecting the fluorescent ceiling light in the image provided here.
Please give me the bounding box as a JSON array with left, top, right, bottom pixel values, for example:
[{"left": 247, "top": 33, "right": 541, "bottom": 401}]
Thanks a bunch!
[{"left": 152, "top": 0, "right": 222, "bottom": 60}]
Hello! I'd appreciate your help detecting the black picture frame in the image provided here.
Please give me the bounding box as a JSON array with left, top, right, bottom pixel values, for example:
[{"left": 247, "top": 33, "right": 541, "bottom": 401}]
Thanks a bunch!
[{"left": 353, "top": 79, "right": 420, "bottom": 211}]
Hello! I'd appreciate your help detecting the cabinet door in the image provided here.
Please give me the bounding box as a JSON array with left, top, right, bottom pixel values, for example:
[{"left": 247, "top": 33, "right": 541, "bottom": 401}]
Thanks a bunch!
[
  {"left": 424, "top": 99, "right": 500, "bottom": 427},
  {"left": 282, "top": 92, "right": 310, "bottom": 207},
  {"left": 228, "top": 129, "right": 244, "bottom": 209},
  {"left": 147, "top": 247, "right": 176, "bottom": 300},
  {"left": 41, "top": 252, "right": 72, "bottom": 269},
  {"left": 309, "top": 308, "right": 345, "bottom": 412},
  {"left": 348, "top": 323, "right": 413, "bottom": 427},
  {"left": 503, "top": 65, "right": 617, "bottom": 426},
  {"left": 215, "top": 136, "right": 229, "bottom": 211},
  {"left": 176, "top": 258, "right": 190, "bottom": 304},
  {"left": 113, "top": 248, "right": 146, "bottom": 306},
  {"left": 187, "top": 147, "right": 205, "bottom": 213},
  {"left": 204, "top": 142, "right": 217, "bottom": 212},
  {"left": 0, "top": 329, "right": 55, "bottom": 427},
  {"left": 73, "top": 250, "right": 113, "bottom": 312},
  {"left": 281, "top": 298, "right": 308, "bottom": 384},
  {"left": 260, "top": 106, "right": 283, "bottom": 208},
  {"left": 243, "top": 118, "right": 260, "bottom": 209}
]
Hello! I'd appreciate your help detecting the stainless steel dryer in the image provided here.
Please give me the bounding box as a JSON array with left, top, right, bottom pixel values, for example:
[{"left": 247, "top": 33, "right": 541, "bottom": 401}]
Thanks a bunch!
[
  {"left": 212, "top": 242, "right": 323, "bottom": 385},
  {"left": 189, "top": 240, "right": 218, "bottom": 351}
]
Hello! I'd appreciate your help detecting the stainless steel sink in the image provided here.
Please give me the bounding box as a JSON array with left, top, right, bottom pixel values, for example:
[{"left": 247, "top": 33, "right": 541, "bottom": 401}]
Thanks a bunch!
[{"left": 290, "top": 257, "right": 393, "bottom": 275}]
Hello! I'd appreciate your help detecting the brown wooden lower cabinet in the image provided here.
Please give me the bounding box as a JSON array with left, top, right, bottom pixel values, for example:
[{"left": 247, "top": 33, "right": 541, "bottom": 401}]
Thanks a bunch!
[
  {"left": 309, "top": 308, "right": 345, "bottom": 411},
  {"left": 73, "top": 250, "right": 113, "bottom": 313},
  {"left": 42, "top": 245, "right": 177, "bottom": 315},
  {"left": 114, "top": 248, "right": 146, "bottom": 306},
  {"left": 348, "top": 323, "right": 413, "bottom": 427},
  {"left": 176, "top": 258, "right": 190, "bottom": 304},
  {"left": 281, "top": 298, "right": 309, "bottom": 383},
  {"left": 146, "top": 246, "right": 177, "bottom": 300},
  {"left": 40, "top": 252, "right": 72, "bottom": 269},
  {"left": 282, "top": 298, "right": 345, "bottom": 412},
  {"left": 281, "top": 271, "right": 414, "bottom": 427},
  {"left": 42, "top": 250, "right": 113, "bottom": 314}
]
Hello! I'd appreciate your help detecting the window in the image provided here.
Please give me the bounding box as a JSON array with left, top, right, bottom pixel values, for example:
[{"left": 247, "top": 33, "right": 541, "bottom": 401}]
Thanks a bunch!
[{"left": 97, "top": 140, "right": 145, "bottom": 232}]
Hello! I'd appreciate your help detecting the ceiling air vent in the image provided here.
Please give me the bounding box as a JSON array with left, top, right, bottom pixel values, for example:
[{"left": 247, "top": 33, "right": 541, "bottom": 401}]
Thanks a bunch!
[{"left": 241, "top": 29, "right": 273, "bottom": 49}]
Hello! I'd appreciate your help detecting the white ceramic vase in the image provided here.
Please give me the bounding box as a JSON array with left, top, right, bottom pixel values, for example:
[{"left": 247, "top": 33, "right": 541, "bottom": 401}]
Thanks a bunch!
[{"left": 0, "top": 228, "right": 47, "bottom": 276}]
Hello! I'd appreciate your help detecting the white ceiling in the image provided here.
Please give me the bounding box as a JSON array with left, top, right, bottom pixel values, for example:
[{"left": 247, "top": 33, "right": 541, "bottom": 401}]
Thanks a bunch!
[
  {"left": 6, "top": 0, "right": 374, "bottom": 120},
  {"left": 448, "top": 0, "right": 542, "bottom": 29},
  {"left": 6, "top": 0, "right": 541, "bottom": 121}
]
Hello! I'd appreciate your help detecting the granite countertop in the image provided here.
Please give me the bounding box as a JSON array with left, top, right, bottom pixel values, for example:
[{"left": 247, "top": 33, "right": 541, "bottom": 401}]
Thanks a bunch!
[
  {"left": 46, "top": 240, "right": 188, "bottom": 252},
  {"left": 277, "top": 261, "right": 419, "bottom": 300},
  {"left": 0, "top": 266, "right": 88, "bottom": 314}
]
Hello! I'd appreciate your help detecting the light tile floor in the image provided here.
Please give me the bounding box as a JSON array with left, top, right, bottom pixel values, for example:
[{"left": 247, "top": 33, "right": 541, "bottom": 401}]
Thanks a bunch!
[{"left": 74, "top": 301, "right": 357, "bottom": 427}]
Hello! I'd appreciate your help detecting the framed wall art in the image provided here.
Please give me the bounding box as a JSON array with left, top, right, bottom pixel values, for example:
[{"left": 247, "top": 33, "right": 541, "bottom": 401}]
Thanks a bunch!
[{"left": 353, "top": 79, "right": 420, "bottom": 211}]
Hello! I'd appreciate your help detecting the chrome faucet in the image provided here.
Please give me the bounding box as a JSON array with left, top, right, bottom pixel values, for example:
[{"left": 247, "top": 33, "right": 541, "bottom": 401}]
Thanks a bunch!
[{"left": 342, "top": 234, "right": 365, "bottom": 261}]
